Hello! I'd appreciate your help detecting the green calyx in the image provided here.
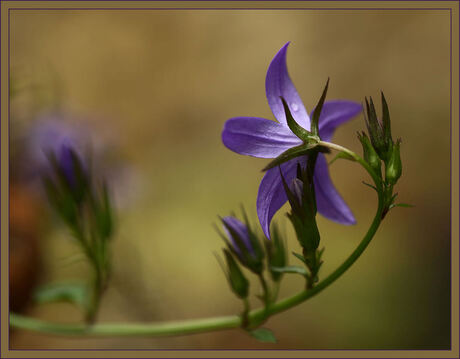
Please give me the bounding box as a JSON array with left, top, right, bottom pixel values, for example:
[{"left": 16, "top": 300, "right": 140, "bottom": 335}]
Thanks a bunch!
[
  {"left": 358, "top": 131, "right": 381, "bottom": 177},
  {"left": 222, "top": 249, "right": 250, "bottom": 299},
  {"left": 385, "top": 139, "right": 402, "bottom": 185}
]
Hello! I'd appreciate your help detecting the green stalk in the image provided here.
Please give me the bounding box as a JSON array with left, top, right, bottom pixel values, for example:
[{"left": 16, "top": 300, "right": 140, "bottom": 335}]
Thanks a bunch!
[{"left": 10, "top": 142, "right": 385, "bottom": 338}]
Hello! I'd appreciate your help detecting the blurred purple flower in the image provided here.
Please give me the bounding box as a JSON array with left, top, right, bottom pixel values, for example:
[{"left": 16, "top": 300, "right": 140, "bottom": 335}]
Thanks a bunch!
[
  {"left": 22, "top": 112, "right": 140, "bottom": 208},
  {"left": 25, "top": 114, "right": 89, "bottom": 179},
  {"left": 222, "top": 216, "right": 255, "bottom": 259},
  {"left": 222, "top": 42, "right": 361, "bottom": 238}
]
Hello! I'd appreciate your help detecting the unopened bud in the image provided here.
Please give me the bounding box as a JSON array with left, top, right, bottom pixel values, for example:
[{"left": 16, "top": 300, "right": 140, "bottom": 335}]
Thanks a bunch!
[
  {"left": 358, "top": 132, "right": 381, "bottom": 176},
  {"left": 223, "top": 249, "right": 249, "bottom": 299},
  {"left": 385, "top": 139, "right": 402, "bottom": 185}
]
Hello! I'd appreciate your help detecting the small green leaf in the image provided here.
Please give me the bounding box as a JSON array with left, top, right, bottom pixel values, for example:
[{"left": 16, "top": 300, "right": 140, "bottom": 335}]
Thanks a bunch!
[
  {"left": 329, "top": 151, "right": 356, "bottom": 165},
  {"left": 33, "top": 282, "right": 89, "bottom": 311},
  {"left": 250, "top": 328, "right": 277, "bottom": 343},
  {"left": 270, "top": 265, "right": 308, "bottom": 276}
]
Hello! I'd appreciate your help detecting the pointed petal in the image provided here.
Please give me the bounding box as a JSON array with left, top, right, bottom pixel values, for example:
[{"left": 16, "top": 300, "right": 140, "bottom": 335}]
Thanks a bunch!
[
  {"left": 315, "top": 101, "right": 362, "bottom": 141},
  {"left": 314, "top": 154, "right": 356, "bottom": 224},
  {"left": 265, "top": 42, "right": 310, "bottom": 129},
  {"left": 257, "top": 157, "right": 304, "bottom": 239},
  {"left": 222, "top": 117, "right": 301, "bottom": 158}
]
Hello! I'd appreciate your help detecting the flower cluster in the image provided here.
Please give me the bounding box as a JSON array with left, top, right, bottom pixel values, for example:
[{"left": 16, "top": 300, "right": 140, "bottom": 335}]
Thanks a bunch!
[{"left": 218, "top": 42, "right": 404, "bottom": 324}]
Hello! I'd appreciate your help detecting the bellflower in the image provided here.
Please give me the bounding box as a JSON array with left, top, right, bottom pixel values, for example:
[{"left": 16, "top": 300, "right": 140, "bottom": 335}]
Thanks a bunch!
[{"left": 222, "top": 42, "right": 362, "bottom": 238}]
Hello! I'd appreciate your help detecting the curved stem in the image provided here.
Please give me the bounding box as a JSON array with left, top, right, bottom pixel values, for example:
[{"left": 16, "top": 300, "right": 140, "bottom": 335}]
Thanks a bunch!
[{"left": 10, "top": 142, "right": 385, "bottom": 338}]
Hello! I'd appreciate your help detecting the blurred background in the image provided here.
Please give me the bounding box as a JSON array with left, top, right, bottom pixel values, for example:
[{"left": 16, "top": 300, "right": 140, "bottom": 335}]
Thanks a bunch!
[{"left": 9, "top": 9, "right": 451, "bottom": 349}]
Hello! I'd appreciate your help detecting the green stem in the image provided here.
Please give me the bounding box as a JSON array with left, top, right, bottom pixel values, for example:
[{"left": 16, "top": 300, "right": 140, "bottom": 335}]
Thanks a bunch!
[{"left": 10, "top": 142, "right": 385, "bottom": 338}]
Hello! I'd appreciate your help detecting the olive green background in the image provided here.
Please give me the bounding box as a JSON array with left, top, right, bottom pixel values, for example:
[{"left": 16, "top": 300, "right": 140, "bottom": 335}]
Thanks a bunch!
[{"left": 5, "top": 5, "right": 455, "bottom": 352}]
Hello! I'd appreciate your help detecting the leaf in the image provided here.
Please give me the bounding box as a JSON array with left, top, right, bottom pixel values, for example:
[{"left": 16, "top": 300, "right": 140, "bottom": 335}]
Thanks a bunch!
[
  {"left": 250, "top": 328, "right": 277, "bottom": 343},
  {"left": 329, "top": 151, "right": 356, "bottom": 166},
  {"left": 270, "top": 265, "right": 308, "bottom": 276},
  {"left": 33, "top": 282, "right": 89, "bottom": 311}
]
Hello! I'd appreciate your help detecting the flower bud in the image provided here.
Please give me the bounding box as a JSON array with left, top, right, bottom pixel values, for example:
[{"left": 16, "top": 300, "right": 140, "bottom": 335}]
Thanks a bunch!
[
  {"left": 222, "top": 216, "right": 264, "bottom": 274},
  {"left": 385, "top": 139, "right": 402, "bottom": 185},
  {"left": 364, "top": 96, "right": 395, "bottom": 162},
  {"left": 280, "top": 163, "right": 320, "bottom": 253},
  {"left": 358, "top": 131, "right": 381, "bottom": 176},
  {"left": 223, "top": 249, "right": 249, "bottom": 299}
]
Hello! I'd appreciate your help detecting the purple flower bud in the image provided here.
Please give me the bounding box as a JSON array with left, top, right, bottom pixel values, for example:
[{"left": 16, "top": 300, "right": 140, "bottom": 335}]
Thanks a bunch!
[{"left": 222, "top": 216, "right": 254, "bottom": 258}]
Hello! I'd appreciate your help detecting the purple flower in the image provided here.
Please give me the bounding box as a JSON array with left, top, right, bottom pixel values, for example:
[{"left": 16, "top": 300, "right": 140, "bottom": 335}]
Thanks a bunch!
[
  {"left": 222, "top": 42, "right": 361, "bottom": 239},
  {"left": 222, "top": 216, "right": 255, "bottom": 259}
]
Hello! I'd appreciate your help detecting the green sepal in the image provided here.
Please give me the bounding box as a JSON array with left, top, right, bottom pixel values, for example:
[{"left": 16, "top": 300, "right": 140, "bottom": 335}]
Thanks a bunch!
[
  {"left": 280, "top": 97, "right": 312, "bottom": 141},
  {"left": 270, "top": 265, "right": 308, "bottom": 277},
  {"left": 310, "top": 78, "right": 330, "bottom": 137},
  {"left": 287, "top": 211, "right": 320, "bottom": 253},
  {"left": 221, "top": 249, "right": 249, "bottom": 299},
  {"left": 381, "top": 91, "right": 392, "bottom": 144},
  {"left": 249, "top": 328, "right": 277, "bottom": 343},
  {"left": 364, "top": 97, "right": 386, "bottom": 160},
  {"left": 33, "top": 282, "right": 90, "bottom": 311}
]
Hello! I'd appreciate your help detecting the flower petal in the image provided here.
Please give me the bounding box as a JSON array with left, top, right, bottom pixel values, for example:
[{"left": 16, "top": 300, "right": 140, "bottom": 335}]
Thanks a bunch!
[
  {"left": 257, "top": 157, "right": 303, "bottom": 239},
  {"left": 316, "top": 101, "right": 362, "bottom": 142},
  {"left": 222, "top": 117, "right": 302, "bottom": 158},
  {"left": 265, "top": 42, "right": 310, "bottom": 129},
  {"left": 314, "top": 154, "right": 356, "bottom": 225}
]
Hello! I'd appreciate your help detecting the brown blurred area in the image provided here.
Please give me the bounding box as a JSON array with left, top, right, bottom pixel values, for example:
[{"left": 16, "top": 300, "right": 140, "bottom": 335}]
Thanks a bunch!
[
  {"left": 9, "top": 9, "right": 451, "bottom": 349},
  {"left": 9, "top": 185, "right": 43, "bottom": 312}
]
